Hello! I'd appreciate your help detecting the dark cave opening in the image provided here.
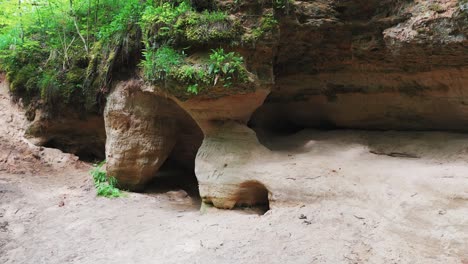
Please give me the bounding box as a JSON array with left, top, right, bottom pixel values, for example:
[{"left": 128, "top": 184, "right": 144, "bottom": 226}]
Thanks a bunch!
[
  {"left": 234, "top": 181, "right": 270, "bottom": 215},
  {"left": 43, "top": 138, "right": 105, "bottom": 162},
  {"left": 248, "top": 102, "right": 309, "bottom": 149},
  {"left": 144, "top": 158, "right": 201, "bottom": 208},
  {"left": 139, "top": 97, "right": 204, "bottom": 208},
  {"left": 249, "top": 115, "right": 305, "bottom": 136}
]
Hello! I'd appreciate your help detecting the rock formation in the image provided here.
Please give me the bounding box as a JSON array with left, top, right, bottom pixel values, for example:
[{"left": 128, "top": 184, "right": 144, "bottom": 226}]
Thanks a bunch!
[
  {"left": 17, "top": 0, "right": 468, "bottom": 209},
  {"left": 25, "top": 111, "right": 106, "bottom": 161},
  {"left": 104, "top": 80, "right": 203, "bottom": 190},
  {"left": 175, "top": 0, "right": 468, "bottom": 208},
  {"left": 257, "top": 0, "right": 468, "bottom": 131}
]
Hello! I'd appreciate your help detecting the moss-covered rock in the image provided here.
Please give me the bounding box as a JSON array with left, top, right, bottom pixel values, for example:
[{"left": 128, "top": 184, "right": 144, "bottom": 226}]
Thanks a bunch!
[{"left": 175, "top": 11, "right": 244, "bottom": 45}]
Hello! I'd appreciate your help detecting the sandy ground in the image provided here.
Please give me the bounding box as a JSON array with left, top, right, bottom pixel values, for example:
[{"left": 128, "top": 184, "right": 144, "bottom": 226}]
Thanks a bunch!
[{"left": 0, "top": 78, "right": 468, "bottom": 264}]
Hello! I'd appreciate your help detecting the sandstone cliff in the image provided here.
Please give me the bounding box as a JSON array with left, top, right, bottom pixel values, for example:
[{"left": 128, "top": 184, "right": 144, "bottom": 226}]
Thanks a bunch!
[{"left": 17, "top": 0, "right": 468, "bottom": 209}]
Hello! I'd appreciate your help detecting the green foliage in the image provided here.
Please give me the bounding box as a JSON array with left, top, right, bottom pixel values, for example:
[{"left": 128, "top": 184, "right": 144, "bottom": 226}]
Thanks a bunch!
[
  {"left": 141, "top": 46, "right": 184, "bottom": 82},
  {"left": 99, "top": 1, "right": 143, "bottom": 41},
  {"left": 141, "top": 1, "right": 242, "bottom": 47},
  {"left": 173, "top": 65, "right": 210, "bottom": 87},
  {"left": 90, "top": 161, "right": 122, "bottom": 198},
  {"left": 1, "top": 0, "right": 253, "bottom": 103},
  {"left": 0, "top": 0, "right": 142, "bottom": 111},
  {"left": 273, "top": 0, "right": 292, "bottom": 10},
  {"left": 176, "top": 10, "right": 242, "bottom": 44},
  {"left": 141, "top": 1, "right": 192, "bottom": 29},
  {"left": 186, "top": 83, "right": 199, "bottom": 94},
  {"left": 140, "top": 1, "right": 192, "bottom": 45},
  {"left": 142, "top": 46, "right": 247, "bottom": 95},
  {"left": 208, "top": 48, "right": 247, "bottom": 87},
  {"left": 138, "top": 1, "right": 248, "bottom": 95},
  {"left": 39, "top": 71, "right": 61, "bottom": 105}
]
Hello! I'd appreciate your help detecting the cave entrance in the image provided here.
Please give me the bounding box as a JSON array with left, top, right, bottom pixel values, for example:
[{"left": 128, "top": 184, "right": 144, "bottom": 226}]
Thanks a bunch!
[
  {"left": 43, "top": 138, "right": 105, "bottom": 162},
  {"left": 144, "top": 158, "right": 201, "bottom": 209},
  {"left": 234, "top": 181, "right": 270, "bottom": 215},
  {"left": 142, "top": 96, "right": 204, "bottom": 209}
]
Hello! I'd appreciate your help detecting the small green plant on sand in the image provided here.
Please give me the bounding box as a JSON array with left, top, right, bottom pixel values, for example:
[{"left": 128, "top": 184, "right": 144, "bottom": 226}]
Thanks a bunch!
[{"left": 90, "top": 161, "right": 122, "bottom": 198}]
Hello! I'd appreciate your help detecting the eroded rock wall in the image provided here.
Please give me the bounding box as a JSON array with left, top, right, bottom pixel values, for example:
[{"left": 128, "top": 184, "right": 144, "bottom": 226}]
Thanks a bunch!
[
  {"left": 101, "top": 0, "right": 468, "bottom": 206},
  {"left": 17, "top": 0, "right": 468, "bottom": 209},
  {"left": 260, "top": 0, "right": 468, "bottom": 131},
  {"left": 187, "top": 0, "right": 468, "bottom": 208},
  {"left": 25, "top": 110, "right": 106, "bottom": 161}
]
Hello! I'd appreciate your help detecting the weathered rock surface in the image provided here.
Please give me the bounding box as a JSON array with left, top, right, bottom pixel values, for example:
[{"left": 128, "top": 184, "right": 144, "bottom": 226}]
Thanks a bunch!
[
  {"left": 0, "top": 74, "right": 82, "bottom": 174},
  {"left": 16, "top": 0, "right": 468, "bottom": 208},
  {"left": 105, "top": 80, "right": 202, "bottom": 190},
  {"left": 2, "top": 1, "right": 468, "bottom": 262},
  {"left": 103, "top": 0, "right": 468, "bottom": 202},
  {"left": 194, "top": 122, "right": 271, "bottom": 209},
  {"left": 162, "top": 87, "right": 271, "bottom": 208},
  {"left": 25, "top": 111, "right": 106, "bottom": 161},
  {"left": 261, "top": 0, "right": 468, "bottom": 131},
  {"left": 171, "top": 0, "right": 468, "bottom": 209}
]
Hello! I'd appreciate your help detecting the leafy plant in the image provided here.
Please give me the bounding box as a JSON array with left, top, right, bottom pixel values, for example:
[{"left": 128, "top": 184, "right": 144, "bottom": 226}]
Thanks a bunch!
[
  {"left": 140, "top": 0, "right": 192, "bottom": 43},
  {"left": 187, "top": 83, "right": 199, "bottom": 94},
  {"left": 208, "top": 48, "right": 247, "bottom": 87},
  {"left": 141, "top": 46, "right": 248, "bottom": 94},
  {"left": 172, "top": 64, "right": 211, "bottom": 94},
  {"left": 141, "top": 46, "right": 184, "bottom": 82},
  {"left": 90, "top": 161, "right": 122, "bottom": 198},
  {"left": 273, "top": 0, "right": 291, "bottom": 10}
]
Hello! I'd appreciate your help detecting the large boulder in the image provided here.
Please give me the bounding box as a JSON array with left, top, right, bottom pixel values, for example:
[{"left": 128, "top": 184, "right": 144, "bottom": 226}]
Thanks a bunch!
[{"left": 105, "top": 80, "right": 203, "bottom": 190}]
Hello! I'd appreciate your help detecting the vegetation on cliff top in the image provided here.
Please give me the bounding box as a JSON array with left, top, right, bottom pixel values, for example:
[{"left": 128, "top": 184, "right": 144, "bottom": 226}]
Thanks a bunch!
[
  {"left": 0, "top": 0, "right": 142, "bottom": 111},
  {"left": 0, "top": 0, "right": 282, "bottom": 110}
]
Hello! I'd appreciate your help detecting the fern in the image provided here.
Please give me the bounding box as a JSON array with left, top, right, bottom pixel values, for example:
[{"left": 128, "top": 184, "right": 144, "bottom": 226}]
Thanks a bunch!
[{"left": 90, "top": 161, "right": 122, "bottom": 198}]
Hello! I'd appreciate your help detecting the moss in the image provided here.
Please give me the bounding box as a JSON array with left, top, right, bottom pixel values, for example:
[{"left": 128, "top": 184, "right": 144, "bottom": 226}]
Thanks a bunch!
[
  {"left": 8, "top": 64, "right": 38, "bottom": 96},
  {"left": 142, "top": 3, "right": 243, "bottom": 47},
  {"left": 84, "top": 39, "right": 124, "bottom": 110},
  {"left": 39, "top": 71, "right": 61, "bottom": 106},
  {"left": 244, "top": 13, "right": 278, "bottom": 43},
  {"left": 66, "top": 67, "right": 86, "bottom": 84},
  {"left": 175, "top": 11, "right": 243, "bottom": 45},
  {"left": 429, "top": 4, "right": 446, "bottom": 13}
]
